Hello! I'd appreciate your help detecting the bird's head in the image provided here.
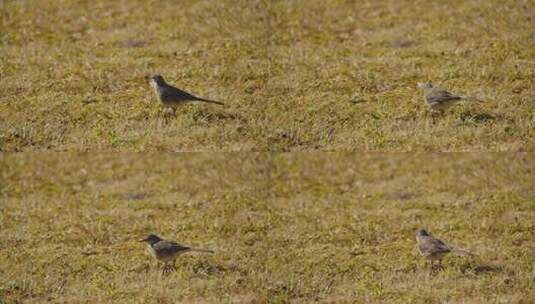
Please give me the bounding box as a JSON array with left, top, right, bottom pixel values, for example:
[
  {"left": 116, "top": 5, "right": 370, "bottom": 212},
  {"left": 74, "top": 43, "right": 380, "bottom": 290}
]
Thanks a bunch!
[
  {"left": 145, "top": 75, "right": 166, "bottom": 87},
  {"left": 416, "top": 229, "right": 430, "bottom": 240},
  {"left": 139, "top": 234, "right": 162, "bottom": 245},
  {"left": 417, "top": 81, "right": 433, "bottom": 90}
]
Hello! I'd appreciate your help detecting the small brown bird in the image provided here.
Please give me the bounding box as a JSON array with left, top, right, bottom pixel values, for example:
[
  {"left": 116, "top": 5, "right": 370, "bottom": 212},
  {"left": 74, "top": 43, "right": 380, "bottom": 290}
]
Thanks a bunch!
[
  {"left": 416, "top": 229, "right": 472, "bottom": 273},
  {"left": 139, "top": 234, "right": 214, "bottom": 272},
  {"left": 417, "top": 82, "right": 480, "bottom": 113},
  {"left": 146, "top": 75, "right": 224, "bottom": 111}
]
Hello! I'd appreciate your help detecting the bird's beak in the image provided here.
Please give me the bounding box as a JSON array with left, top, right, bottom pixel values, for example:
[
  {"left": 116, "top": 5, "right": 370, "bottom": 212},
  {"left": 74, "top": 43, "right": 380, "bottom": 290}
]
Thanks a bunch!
[{"left": 138, "top": 238, "right": 147, "bottom": 242}]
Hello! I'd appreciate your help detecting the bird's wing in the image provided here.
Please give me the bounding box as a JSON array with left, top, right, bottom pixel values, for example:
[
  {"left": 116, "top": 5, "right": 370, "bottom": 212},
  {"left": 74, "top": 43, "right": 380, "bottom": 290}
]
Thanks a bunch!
[
  {"left": 161, "top": 85, "right": 224, "bottom": 105},
  {"left": 153, "top": 241, "right": 191, "bottom": 255},
  {"left": 418, "top": 238, "right": 451, "bottom": 255},
  {"left": 161, "top": 86, "right": 199, "bottom": 101},
  {"left": 427, "top": 89, "right": 463, "bottom": 103},
  {"left": 429, "top": 238, "right": 452, "bottom": 252}
]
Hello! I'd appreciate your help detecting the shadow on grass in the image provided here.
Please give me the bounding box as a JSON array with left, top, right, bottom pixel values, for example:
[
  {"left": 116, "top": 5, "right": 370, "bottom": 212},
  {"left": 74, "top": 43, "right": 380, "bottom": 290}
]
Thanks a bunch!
[
  {"left": 116, "top": 192, "right": 148, "bottom": 201},
  {"left": 191, "top": 260, "right": 226, "bottom": 276},
  {"left": 460, "top": 262, "right": 502, "bottom": 275},
  {"left": 192, "top": 110, "right": 246, "bottom": 123},
  {"left": 382, "top": 191, "right": 414, "bottom": 201},
  {"left": 266, "top": 129, "right": 311, "bottom": 151},
  {"left": 459, "top": 111, "right": 496, "bottom": 123}
]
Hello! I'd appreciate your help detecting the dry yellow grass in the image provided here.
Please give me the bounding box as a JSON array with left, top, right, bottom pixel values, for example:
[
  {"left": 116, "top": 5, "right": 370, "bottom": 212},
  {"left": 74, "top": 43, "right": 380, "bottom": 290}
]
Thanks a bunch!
[
  {"left": 1, "top": 1, "right": 534, "bottom": 303},
  {"left": 1, "top": 154, "right": 534, "bottom": 303},
  {"left": 1, "top": 0, "right": 534, "bottom": 151}
]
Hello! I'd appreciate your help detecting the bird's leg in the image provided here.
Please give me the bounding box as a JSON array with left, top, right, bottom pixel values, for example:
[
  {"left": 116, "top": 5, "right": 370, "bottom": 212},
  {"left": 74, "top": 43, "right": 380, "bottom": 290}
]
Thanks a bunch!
[
  {"left": 161, "top": 262, "right": 171, "bottom": 274},
  {"left": 165, "top": 108, "right": 173, "bottom": 121},
  {"left": 437, "top": 260, "right": 444, "bottom": 271},
  {"left": 430, "top": 111, "right": 437, "bottom": 124},
  {"left": 426, "top": 110, "right": 436, "bottom": 124},
  {"left": 161, "top": 107, "right": 175, "bottom": 123},
  {"left": 170, "top": 260, "right": 177, "bottom": 272},
  {"left": 160, "top": 108, "right": 168, "bottom": 123}
]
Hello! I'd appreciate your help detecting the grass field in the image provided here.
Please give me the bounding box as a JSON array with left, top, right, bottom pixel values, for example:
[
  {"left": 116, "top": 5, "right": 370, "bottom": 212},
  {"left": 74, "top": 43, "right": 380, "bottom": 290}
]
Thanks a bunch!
[
  {"left": 1, "top": 154, "right": 534, "bottom": 303},
  {"left": 1, "top": 0, "right": 534, "bottom": 302},
  {"left": 1, "top": 0, "right": 534, "bottom": 151}
]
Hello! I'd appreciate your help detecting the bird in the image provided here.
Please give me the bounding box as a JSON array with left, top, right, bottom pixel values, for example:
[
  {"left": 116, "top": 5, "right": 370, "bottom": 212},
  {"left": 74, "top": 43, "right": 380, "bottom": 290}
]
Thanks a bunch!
[
  {"left": 146, "top": 75, "right": 224, "bottom": 111},
  {"left": 416, "top": 229, "right": 472, "bottom": 273},
  {"left": 139, "top": 234, "right": 214, "bottom": 272},
  {"left": 417, "top": 82, "right": 480, "bottom": 113}
]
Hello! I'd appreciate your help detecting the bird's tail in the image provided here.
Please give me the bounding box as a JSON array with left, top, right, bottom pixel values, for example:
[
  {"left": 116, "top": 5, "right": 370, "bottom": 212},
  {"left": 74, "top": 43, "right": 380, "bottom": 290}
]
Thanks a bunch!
[
  {"left": 460, "top": 96, "right": 484, "bottom": 103},
  {"left": 189, "top": 248, "right": 215, "bottom": 254},
  {"left": 196, "top": 97, "right": 225, "bottom": 106}
]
